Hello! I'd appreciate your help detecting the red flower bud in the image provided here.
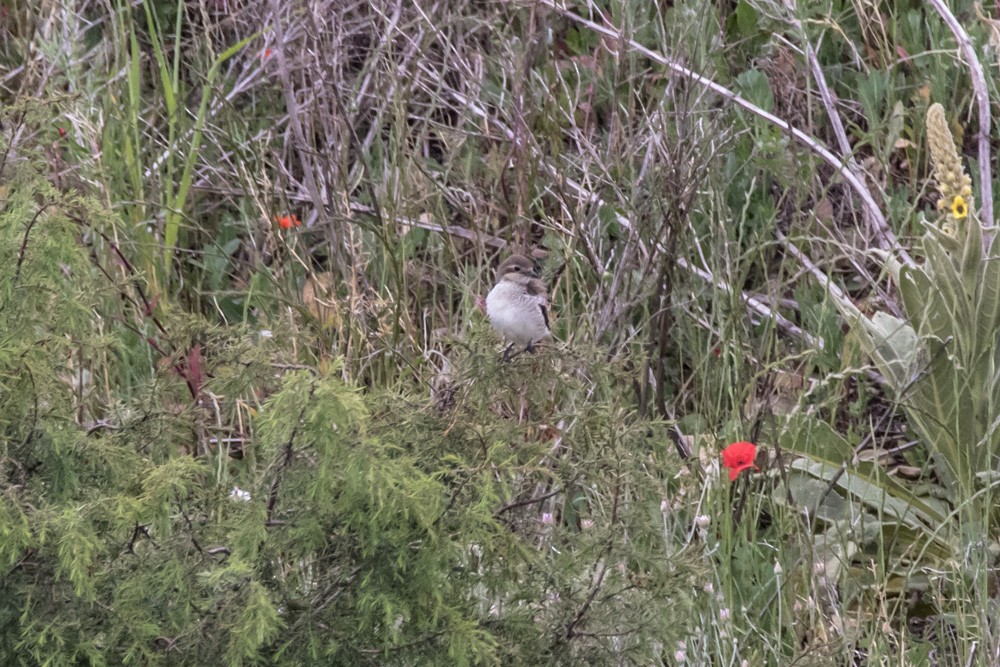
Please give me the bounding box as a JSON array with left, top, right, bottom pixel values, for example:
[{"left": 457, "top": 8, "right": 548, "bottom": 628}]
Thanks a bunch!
[{"left": 274, "top": 214, "right": 301, "bottom": 230}]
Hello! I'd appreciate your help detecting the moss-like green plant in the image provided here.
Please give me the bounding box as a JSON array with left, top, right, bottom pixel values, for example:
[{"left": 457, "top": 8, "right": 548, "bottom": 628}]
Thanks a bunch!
[{"left": 0, "top": 150, "right": 704, "bottom": 664}]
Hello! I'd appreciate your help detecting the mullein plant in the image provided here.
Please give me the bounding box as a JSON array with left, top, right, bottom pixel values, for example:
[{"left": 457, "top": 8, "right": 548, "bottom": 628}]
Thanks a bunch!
[
  {"left": 899, "top": 105, "right": 991, "bottom": 505},
  {"left": 849, "top": 103, "right": 1000, "bottom": 560},
  {"left": 776, "top": 104, "right": 1000, "bottom": 647}
]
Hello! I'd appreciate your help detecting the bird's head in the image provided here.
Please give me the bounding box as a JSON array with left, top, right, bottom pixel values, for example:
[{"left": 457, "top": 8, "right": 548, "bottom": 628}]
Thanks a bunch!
[{"left": 495, "top": 254, "right": 539, "bottom": 286}]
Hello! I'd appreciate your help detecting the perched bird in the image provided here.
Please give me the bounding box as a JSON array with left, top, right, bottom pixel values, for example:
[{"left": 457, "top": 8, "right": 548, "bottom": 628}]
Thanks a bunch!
[{"left": 485, "top": 253, "right": 551, "bottom": 361}]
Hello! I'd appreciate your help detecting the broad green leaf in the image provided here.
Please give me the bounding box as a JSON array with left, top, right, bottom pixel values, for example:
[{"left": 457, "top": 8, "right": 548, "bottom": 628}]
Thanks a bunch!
[
  {"left": 780, "top": 475, "right": 853, "bottom": 524},
  {"left": 904, "top": 336, "right": 975, "bottom": 496},
  {"left": 924, "top": 239, "right": 973, "bottom": 348},
  {"left": 779, "top": 412, "right": 853, "bottom": 462},
  {"left": 960, "top": 215, "right": 984, "bottom": 289},
  {"left": 781, "top": 416, "right": 949, "bottom": 527},
  {"left": 734, "top": 0, "right": 758, "bottom": 35},
  {"left": 867, "top": 311, "right": 918, "bottom": 390},
  {"left": 976, "top": 256, "right": 1000, "bottom": 352},
  {"left": 899, "top": 264, "right": 952, "bottom": 342},
  {"left": 734, "top": 69, "right": 773, "bottom": 113},
  {"left": 884, "top": 100, "right": 905, "bottom": 159},
  {"left": 790, "top": 456, "right": 947, "bottom": 534}
]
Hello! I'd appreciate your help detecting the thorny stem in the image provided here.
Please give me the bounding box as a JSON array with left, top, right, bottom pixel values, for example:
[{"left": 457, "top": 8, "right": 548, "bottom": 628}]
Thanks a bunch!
[
  {"left": 66, "top": 212, "right": 205, "bottom": 402},
  {"left": 265, "top": 382, "right": 319, "bottom": 523},
  {"left": 562, "top": 478, "right": 621, "bottom": 641},
  {"left": 12, "top": 203, "right": 55, "bottom": 287}
]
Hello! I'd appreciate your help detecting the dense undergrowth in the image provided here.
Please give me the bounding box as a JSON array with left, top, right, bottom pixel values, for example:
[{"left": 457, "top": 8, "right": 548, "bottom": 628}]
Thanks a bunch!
[{"left": 2, "top": 0, "right": 1000, "bottom": 664}]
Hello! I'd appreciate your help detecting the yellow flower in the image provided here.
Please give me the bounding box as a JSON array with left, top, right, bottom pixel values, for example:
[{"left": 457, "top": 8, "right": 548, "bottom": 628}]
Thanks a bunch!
[{"left": 951, "top": 195, "right": 969, "bottom": 220}]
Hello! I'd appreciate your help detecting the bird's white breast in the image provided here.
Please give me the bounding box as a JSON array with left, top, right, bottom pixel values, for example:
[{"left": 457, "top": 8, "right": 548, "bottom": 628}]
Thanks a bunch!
[{"left": 486, "top": 282, "right": 549, "bottom": 346}]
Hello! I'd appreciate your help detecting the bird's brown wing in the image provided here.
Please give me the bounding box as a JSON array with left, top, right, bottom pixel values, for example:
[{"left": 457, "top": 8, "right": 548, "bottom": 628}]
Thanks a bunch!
[
  {"left": 539, "top": 304, "right": 550, "bottom": 330},
  {"left": 525, "top": 277, "right": 548, "bottom": 298},
  {"left": 525, "top": 278, "right": 551, "bottom": 331}
]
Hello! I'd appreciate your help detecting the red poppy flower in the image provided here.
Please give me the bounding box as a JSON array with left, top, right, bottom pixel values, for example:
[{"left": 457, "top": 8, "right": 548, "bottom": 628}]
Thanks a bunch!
[
  {"left": 721, "top": 441, "right": 758, "bottom": 481},
  {"left": 275, "top": 214, "right": 301, "bottom": 230}
]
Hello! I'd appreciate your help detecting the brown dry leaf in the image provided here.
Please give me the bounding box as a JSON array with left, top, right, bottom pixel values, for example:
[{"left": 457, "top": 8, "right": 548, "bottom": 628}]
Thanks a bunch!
[
  {"left": 856, "top": 448, "right": 891, "bottom": 465},
  {"left": 814, "top": 196, "right": 835, "bottom": 224},
  {"left": 302, "top": 272, "right": 341, "bottom": 329},
  {"left": 976, "top": 4, "right": 1000, "bottom": 54},
  {"left": 697, "top": 438, "right": 719, "bottom": 470},
  {"left": 768, "top": 369, "right": 806, "bottom": 416},
  {"left": 537, "top": 423, "right": 561, "bottom": 442},
  {"left": 892, "top": 465, "right": 922, "bottom": 480}
]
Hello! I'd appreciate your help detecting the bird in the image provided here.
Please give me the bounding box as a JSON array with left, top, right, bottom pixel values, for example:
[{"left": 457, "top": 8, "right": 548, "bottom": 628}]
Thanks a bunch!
[{"left": 485, "top": 253, "right": 551, "bottom": 361}]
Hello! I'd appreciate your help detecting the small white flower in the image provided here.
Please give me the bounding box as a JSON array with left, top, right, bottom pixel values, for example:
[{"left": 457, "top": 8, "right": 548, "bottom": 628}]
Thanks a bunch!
[
  {"left": 675, "top": 641, "right": 687, "bottom": 663},
  {"left": 229, "top": 486, "right": 251, "bottom": 502},
  {"left": 541, "top": 512, "right": 554, "bottom": 524},
  {"left": 580, "top": 519, "right": 594, "bottom": 530},
  {"left": 719, "top": 607, "right": 730, "bottom": 621},
  {"left": 703, "top": 582, "right": 714, "bottom": 594},
  {"left": 774, "top": 561, "right": 783, "bottom": 575},
  {"left": 258, "top": 329, "right": 273, "bottom": 339},
  {"left": 695, "top": 514, "right": 711, "bottom": 528},
  {"left": 660, "top": 498, "right": 670, "bottom": 513}
]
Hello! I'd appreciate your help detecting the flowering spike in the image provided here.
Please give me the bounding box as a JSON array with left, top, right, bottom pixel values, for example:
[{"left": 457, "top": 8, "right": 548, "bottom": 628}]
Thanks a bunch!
[{"left": 926, "top": 104, "right": 973, "bottom": 231}]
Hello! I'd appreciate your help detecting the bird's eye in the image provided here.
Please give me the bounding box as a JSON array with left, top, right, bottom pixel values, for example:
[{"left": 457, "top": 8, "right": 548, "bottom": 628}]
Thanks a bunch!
[{"left": 512, "top": 266, "right": 521, "bottom": 271}]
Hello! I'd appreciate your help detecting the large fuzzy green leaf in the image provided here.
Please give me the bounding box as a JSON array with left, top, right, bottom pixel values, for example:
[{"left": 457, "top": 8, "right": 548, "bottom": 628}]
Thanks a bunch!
[
  {"left": 789, "top": 457, "right": 947, "bottom": 538},
  {"left": 905, "top": 337, "right": 981, "bottom": 491},
  {"left": 899, "top": 265, "right": 953, "bottom": 344},
  {"left": 976, "top": 257, "right": 1000, "bottom": 358},
  {"left": 779, "top": 416, "right": 949, "bottom": 529},
  {"left": 924, "top": 239, "right": 974, "bottom": 353},
  {"left": 867, "top": 311, "right": 919, "bottom": 390},
  {"left": 960, "top": 213, "right": 984, "bottom": 287}
]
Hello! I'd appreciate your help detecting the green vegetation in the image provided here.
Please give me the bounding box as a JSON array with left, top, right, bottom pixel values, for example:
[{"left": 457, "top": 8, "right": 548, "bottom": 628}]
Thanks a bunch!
[{"left": 2, "top": 0, "right": 1000, "bottom": 664}]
